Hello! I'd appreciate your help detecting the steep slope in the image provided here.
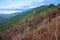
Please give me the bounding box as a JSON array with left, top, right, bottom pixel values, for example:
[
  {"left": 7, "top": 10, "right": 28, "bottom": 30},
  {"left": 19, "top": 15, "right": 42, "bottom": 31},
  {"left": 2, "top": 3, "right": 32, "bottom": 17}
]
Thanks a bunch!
[
  {"left": 0, "top": 4, "right": 60, "bottom": 40},
  {"left": 0, "top": 4, "right": 55, "bottom": 32}
]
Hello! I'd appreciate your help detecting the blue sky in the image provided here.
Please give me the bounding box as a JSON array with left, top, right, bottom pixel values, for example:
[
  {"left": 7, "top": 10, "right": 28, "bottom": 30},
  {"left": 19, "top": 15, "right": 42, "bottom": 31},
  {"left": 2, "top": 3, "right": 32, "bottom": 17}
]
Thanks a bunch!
[{"left": 0, "top": 0, "right": 59, "bottom": 14}]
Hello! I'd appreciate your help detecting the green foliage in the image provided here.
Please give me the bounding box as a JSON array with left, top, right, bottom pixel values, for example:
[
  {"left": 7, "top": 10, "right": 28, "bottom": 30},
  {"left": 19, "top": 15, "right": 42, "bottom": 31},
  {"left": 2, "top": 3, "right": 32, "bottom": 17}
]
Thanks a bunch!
[
  {"left": 57, "top": 3, "right": 60, "bottom": 8},
  {"left": 0, "top": 4, "right": 59, "bottom": 32},
  {"left": 48, "top": 4, "right": 55, "bottom": 8}
]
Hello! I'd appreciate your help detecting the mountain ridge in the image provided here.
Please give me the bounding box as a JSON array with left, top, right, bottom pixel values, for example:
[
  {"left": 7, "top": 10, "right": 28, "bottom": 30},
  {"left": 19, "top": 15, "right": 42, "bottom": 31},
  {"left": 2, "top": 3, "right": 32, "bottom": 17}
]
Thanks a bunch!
[{"left": 0, "top": 3, "right": 60, "bottom": 40}]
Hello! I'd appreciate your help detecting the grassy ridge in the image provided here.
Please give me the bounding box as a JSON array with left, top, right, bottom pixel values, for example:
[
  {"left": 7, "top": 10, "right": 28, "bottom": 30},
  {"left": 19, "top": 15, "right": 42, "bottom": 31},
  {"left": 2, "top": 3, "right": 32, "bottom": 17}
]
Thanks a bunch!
[{"left": 0, "top": 4, "right": 60, "bottom": 32}]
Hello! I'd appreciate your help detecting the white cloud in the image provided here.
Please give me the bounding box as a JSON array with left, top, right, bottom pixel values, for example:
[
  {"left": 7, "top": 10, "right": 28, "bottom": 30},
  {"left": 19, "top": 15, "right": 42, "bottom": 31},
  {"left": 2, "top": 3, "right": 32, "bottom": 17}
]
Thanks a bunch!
[
  {"left": 0, "top": 3, "right": 32, "bottom": 9},
  {"left": 0, "top": 0, "right": 44, "bottom": 14},
  {"left": 0, "top": 10, "right": 22, "bottom": 14},
  {"left": 0, "top": 0, "right": 44, "bottom": 8}
]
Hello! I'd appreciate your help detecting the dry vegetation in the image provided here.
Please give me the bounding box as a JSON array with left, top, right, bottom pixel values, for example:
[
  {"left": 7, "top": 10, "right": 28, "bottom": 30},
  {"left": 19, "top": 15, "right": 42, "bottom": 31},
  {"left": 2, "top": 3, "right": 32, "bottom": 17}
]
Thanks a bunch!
[{"left": 0, "top": 5, "right": 60, "bottom": 40}]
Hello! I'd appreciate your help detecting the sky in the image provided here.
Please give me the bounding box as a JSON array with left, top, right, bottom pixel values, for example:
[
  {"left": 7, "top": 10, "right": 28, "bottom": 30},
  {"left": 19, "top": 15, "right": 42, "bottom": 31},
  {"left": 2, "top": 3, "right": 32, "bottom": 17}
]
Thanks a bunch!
[{"left": 0, "top": 0, "right": 60, "bottom": 14}]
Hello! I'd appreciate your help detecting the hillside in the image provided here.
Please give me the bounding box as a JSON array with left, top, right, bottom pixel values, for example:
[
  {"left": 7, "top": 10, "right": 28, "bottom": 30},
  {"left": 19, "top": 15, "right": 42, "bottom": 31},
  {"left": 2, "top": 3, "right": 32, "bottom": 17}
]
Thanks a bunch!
[
  {"left": 0, "top": 4, "right": 60, "bottom": 40},
  {"left": 0, "top": 4, "right": 55, "bottom": 31}
]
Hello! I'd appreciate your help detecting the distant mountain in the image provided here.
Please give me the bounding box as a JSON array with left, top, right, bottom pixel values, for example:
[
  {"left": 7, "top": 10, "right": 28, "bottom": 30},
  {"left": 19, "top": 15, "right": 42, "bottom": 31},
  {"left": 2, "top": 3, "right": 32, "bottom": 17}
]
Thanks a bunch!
[
  {"left": 0, "top": 6, "right": 31, "bottom": 12},
  {"left": 0, "top": 14, "right": 6, "bottom": 16}
]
